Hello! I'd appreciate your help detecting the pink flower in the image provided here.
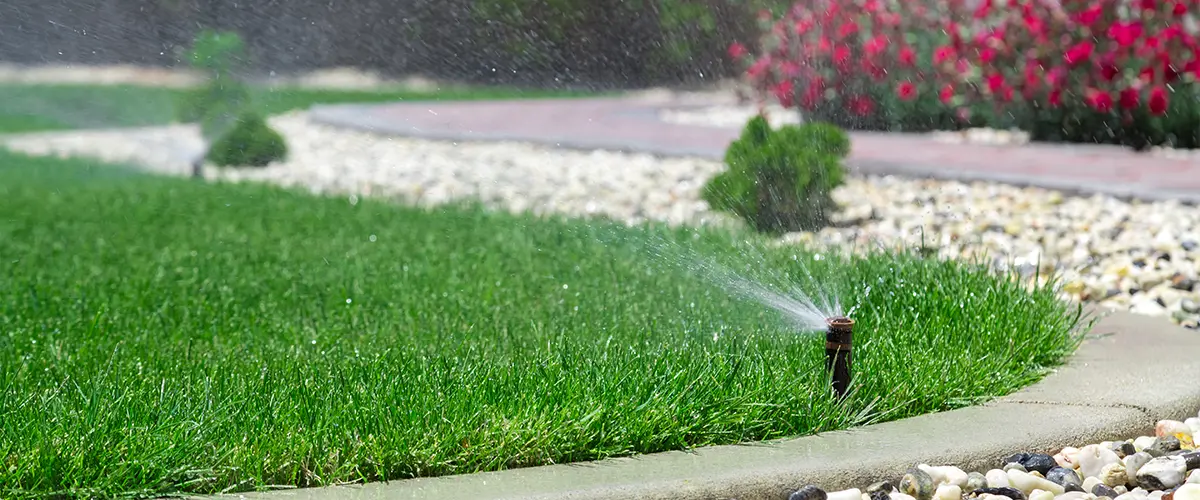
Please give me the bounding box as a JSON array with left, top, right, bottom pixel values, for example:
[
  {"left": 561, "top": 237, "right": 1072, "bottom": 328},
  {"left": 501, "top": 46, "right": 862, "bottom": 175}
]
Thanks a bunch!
[
  {"left": 728, "top": 42, "right": 749, "bottom": 60},
  {"left": 934, "top": 46, "right": 956, "bottom": 65},
  {"left": 899, "top": 46, "right": 916, "bottom": 66},
  {"left": 896, "top": 81, "right": 918, "bottom": 101},
  {"left": 837, "top": 21, "right": 859, "bottom": 39},
  {"left": 864, "top": 35, "right": 890, "bottom": 58},
  {"left": 1120, "top": 87, "right": 1141, "bottom": 109},
  {"left": 1149, "top": 86, "right": 1169, "bottom": 115},
  {"left": 1087, "top": 89, "right": 1114, "bottom": 113},
  {"left": 848, "top": 95, "right": 875, "bottom": 116},
  {"left": 940, "top": 84, "right": 955, "bottom": 104},
  {"left": 1073, "top": 3, "right": 1104, "bottom": 25},
  {"left": 1064, "top": 41, "right": 1095, "bottom": 66},
  {"left": 772, "top": 80, "right": 795, "bottom": 107},
  {"left": 1109, "top": 22, "right": 1144, "bottom": 47},
  {"left": 746, "top": 57, "right": 771, "bottom": 80}
]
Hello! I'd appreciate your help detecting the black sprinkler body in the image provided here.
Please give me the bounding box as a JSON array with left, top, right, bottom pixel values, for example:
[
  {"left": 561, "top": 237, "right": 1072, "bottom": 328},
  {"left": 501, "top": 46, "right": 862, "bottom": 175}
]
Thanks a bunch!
[{"left": 825, "top": 316, "right": 854, "bottom": 399}]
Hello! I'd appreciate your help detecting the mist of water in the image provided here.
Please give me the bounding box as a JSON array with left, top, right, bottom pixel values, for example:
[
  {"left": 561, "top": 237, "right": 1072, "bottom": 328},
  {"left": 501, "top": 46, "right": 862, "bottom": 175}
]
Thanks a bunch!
[{"left": 640, "top": 230, "right": 846, "bottom": 334}]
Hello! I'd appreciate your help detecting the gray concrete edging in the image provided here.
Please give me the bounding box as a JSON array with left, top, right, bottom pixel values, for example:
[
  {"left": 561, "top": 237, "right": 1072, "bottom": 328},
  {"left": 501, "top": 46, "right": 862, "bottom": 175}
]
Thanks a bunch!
[{"left": 210, "top": 307, "right": 1200, "bottom": 500}]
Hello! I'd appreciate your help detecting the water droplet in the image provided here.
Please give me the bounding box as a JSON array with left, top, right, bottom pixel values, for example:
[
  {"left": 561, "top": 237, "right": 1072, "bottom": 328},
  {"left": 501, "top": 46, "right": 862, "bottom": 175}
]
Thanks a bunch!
[
  {"left": 369, "top": 234, "right": 377, "bottom": 242},
  {"left": 349, "top": 194, "right": 359, "bottom": 205},
  {"left": 562, "top": 284, "right": 569, "bottom": 289},
  {"left": 311, "top": 339, "right": 317, "bottom": 345},
  {"left": 345, "top": 298, "right": 352, "bottom": 304}
]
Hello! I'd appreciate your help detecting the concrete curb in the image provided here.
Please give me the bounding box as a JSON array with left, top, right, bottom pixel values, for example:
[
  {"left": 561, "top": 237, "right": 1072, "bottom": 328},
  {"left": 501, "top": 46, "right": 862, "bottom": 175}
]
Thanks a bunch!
[{"left": 207, "top": 307, "right": 1200, "bottom": 500}]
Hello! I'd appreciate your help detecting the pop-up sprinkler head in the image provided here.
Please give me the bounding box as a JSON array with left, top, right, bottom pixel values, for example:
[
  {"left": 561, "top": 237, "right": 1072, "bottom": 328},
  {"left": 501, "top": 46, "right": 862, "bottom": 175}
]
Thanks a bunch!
[{"left": 825, "top": 316, "right": 854, "bottom": 399}]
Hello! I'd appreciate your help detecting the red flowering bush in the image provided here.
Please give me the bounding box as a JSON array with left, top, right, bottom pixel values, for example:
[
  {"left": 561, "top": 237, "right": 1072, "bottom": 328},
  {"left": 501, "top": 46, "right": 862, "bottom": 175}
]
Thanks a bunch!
[{"left": 731, "top": 0, "right": 1200, "bottom": 149}]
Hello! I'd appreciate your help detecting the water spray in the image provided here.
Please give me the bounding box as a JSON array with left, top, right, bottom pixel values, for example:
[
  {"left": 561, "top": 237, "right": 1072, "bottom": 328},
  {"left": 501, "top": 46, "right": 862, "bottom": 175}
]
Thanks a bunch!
[{"left": 824, "top": 316, "right": 854, "bottom": 399}]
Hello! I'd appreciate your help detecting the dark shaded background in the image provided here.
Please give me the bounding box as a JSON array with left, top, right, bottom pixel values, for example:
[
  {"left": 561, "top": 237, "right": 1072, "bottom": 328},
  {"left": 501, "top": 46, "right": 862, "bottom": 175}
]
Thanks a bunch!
[{"left": 0, "top": 0, "right": 781, "bottom": 89}]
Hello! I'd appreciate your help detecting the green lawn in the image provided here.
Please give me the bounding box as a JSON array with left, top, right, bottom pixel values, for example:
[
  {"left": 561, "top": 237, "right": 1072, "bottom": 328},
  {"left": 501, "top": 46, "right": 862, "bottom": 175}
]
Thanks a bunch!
[
  {"left": 0, "top": 150, "right": 1084, "bottom": 499},
  {"left": 0, "top": 83, "right": 596, "bottom": 134}
]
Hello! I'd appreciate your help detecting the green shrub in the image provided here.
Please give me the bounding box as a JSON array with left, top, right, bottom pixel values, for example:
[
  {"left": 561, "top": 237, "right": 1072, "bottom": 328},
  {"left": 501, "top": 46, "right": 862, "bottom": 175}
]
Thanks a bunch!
[
  {"left": 205, "top": 112, "right": 287, "bottom": 167},
  {"left": 176, "top": 29, "right": 254, "bottom": 140},
  {"left": 702, "top": 115, "right": 848, "bottom": 234}
]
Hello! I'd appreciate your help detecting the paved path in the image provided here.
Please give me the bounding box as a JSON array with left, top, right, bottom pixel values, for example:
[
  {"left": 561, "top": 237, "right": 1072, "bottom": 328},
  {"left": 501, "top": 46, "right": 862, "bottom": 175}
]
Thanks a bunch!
[{"left": 308, "top": 95, "right": 1200, "bottom": 203}]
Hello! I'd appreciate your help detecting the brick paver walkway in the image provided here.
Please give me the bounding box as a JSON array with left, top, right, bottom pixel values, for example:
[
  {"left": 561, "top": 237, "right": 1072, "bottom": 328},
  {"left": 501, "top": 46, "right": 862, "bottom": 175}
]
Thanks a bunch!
[{"left": 308, "top": 95, "right": 1200, "bottom": 203}]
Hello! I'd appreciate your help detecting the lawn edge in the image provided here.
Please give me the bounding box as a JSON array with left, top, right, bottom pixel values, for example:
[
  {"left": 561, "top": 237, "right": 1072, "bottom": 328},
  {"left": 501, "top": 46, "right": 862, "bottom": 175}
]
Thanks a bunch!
[{"left": 195, "top": 305, "right": 1200, "bottom": 500}]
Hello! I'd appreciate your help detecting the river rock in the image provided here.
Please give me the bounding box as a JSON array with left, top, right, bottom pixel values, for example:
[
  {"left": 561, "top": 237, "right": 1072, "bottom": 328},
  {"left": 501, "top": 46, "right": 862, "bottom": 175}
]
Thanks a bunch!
[
  {"left": 990, "top": 469, "right": 1015, "bottom": 488},
  {"left": 1047, "top": 467, "right": 1085, "bottom": 491},
  {"left": 970, "top": 487, "right": 1028, "bottom": 500},
  {"left": 1186, "top": 418, "right": 1200, "bottom": 436},
  {"left": 1183, "top": 451, "right": 1200, "bottom": 469},
  {"left": 869, "top": 482, "right": 896, "bottom": 495},
  {"left": 791, "top": 485, "right": 829, "bottom": 500},
  {"left": 1128, "top": 453, "right": 1155, "bottom": 480},
  {"left": 1009, "top": 469, "right": 1067, "bottom": 496},
  {"left": 1029, "top": 490, "right": 1055, "bottom": 500},
  {"left": 1147, "top": 437, "right": 1183, "bottom": 457},
  {"left": 903, "top": 468, "right": 937, "bottom": 500},
  {"left": 1055, "top": 492, "right": 1091, "bottom": 500},
  {"left": 1114, "top": 442, "right": 1139, "bottom": 458},
  {"left": 934, "top": 484, "right": 962, "bottom": 500},
  {"left": 1169, "top": 484, "right": 1200, "bottom": 500},
  {"left": 1010, "top": 454, "right": 1061, "bottom": 476},
  {"left": 1080, "top": 445, "right": 1125, "bottom": 481},
  {"left": 829, "top": 488, "right": 864, "bottom": 500},
  {"left": 891, "top": 493, "right": 919, "bottom": 500},
  {"left": 1084, "top": 477, "right": 1104, "bottom": 493},
  {"left": 1094, "top": 484, "right": 1121, "bottom": 498},
  {"left": 1136, "top": 437, "right": 1158, "bottom": 452},
  {"left": 1191, "top": 470, "right": 1200, "bottom": 484},
  {"left": 969, "top": 473, "right": 990, "bottom": 491},
  {"left": 922, "top": 465, "right": 971, "bottom": 489},
  {"left": 1136, "top": 456, "right": 1188, "bottom": 490},
  {"left": 1101, "top": 462, "right": 1129, "bottom": 487}
]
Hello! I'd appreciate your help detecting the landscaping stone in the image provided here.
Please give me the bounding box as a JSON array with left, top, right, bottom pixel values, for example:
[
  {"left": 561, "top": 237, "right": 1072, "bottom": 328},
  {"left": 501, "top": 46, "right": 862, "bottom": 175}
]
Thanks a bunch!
[{"left": 783, "top": 414, "right": 1200, "bottom": 500}]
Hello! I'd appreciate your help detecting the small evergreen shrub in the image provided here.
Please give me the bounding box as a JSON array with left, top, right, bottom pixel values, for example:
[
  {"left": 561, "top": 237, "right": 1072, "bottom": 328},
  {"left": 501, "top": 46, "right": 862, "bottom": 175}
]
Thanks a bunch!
[
  {"left": 206, "top": 113, "right": 288, "bottom": 167},
  {"left": 176, "top": 29, "right": 254, "bottom": 140},
  {"left": 702, "top": 115, "right": 848, "bottom": 234}
]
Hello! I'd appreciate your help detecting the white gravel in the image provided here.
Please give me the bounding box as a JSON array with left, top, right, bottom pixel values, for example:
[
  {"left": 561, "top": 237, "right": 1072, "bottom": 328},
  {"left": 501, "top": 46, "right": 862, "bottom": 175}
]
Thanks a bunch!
[{"left": 4, "top": 110, "right": 1200, "bottom": 328}]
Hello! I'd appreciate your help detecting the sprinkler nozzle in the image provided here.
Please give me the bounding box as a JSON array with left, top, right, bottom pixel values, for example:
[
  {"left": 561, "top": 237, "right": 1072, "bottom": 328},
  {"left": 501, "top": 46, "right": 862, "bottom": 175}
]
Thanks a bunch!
[{"left": 825, "top": 316, "right": 854, "bottom": 399}]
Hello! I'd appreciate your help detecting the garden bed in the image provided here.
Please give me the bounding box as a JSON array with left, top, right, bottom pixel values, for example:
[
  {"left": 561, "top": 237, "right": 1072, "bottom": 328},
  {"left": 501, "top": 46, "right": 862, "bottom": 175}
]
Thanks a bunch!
[{"left": 0, "top": 150, "right": 1083, "bottom": 498}]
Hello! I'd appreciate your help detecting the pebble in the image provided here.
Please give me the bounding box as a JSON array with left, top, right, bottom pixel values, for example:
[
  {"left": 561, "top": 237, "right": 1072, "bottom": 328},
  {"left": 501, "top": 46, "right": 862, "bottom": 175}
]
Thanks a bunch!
[
  {"left": 969, "top": 473, "right": 990, "bottom": 491},
  {"left": 970, "top": 487, "right": 1027, "bottom": 500},
  {"left": 1046, "top": 467, "right": 1084, "bottom": 491},
  {"left": 1010, "top": 454, "right": 1061, "bottom": 476},
  {"left": 1147, "top": 437, "right": 1183, "bottom": 457},
  {"left": 1079, "top": 445, "right": 1124, "bottom": 481},
  {"left": 1173, "top": 484, "right": 1200, "bottom": 500},
  {"left": 989, "top": 469, "right": 1015, "bottom": 488},
  {"left": 1008, "top": 469, "right": 1066, "bottom": 496},
  {"left": 903, "top": 467, "right": 938, "bottom": 500},
  {"left": 8, "top": 110, "right": 1200, "bottom": 328},
  {"left": 1126, "top": 453, "right": 1154, "bottom": 481},
  {"left": 1094, "top": 484, "right": 1120, "bottom": 498},
  {"left": 830, "top": 488, "right": 864, "bottom": 500},
  {"left": 1137, "top": 437, "right": 1161, "bottom": 452},
  {"left": 1136, "top": 456, "right": 1188, "bottom": 490},
  {"left": 1100, "top": 462, "right": 1129, "bottom": 487},
  {"left": 1188, "top": 470, "right": 1200, "bottom": 483},
  {"left": 935, "top": 484, "right": 963, "bottom": 500},
  {"left": 921, "top": 465, "right": 971, "bottom": 489},
  {"left": 792, "top": 485, "right": 829, "bottom": 500}
]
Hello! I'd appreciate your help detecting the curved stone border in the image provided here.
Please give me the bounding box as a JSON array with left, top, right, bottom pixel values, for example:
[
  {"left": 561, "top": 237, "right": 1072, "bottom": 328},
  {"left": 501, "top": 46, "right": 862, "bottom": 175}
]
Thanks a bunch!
[{"left": 203, "top": 307, "right": 1200, "bottom": 500}]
